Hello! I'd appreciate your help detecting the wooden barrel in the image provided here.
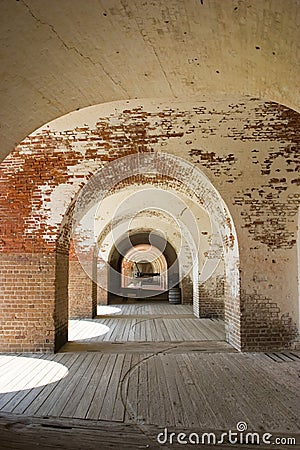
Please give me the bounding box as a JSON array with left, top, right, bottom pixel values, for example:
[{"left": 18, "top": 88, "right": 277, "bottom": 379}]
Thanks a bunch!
[{"left": 168, "top": 287, "right": 181, "bottom": 304}]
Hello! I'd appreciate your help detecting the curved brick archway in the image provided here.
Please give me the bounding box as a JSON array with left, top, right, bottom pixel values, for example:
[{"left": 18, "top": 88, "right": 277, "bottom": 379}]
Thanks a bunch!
[
  {"left": 93, "top": 181, "right": 223, "bottom": 312},
  {"left": 65, "top": 152, "right": 240, "bottom": 350},
  {"left": 0, "top": 97, "right": 299, "bottom": 352}
]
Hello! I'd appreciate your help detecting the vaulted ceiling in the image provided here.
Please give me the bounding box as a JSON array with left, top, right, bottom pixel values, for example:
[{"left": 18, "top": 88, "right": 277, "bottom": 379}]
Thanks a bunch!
[{"left": 0, "top": 0, "right": 299, "bottom": 160}]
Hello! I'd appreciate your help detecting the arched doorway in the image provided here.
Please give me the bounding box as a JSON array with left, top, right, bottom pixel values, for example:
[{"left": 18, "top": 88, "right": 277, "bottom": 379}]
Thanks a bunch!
[
  {"left": 71, "top": 152, "right": 239, "bottom": 348},
  {"left": 121, "top": 244, "right": 168, "bottom": 291},
  {"left": 107, "top": 231, "right": 180, "bottom": 304}
]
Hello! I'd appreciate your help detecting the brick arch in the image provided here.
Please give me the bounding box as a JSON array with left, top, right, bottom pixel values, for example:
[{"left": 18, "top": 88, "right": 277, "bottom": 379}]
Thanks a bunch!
[
  {"left": 93, "top": 191, "right": 221, "bottom": 309},
  {"left": 0, "top": 148, "right": 239, "bottom": 352},
  {"left": 97, "top": 214, "right": 196, "bottom": 307},
  {"left": 1, "top": 98, "right": 299, "bottom": 352},
  {"left": 67, "top": 152, "right": 240, "bottom": 350}
]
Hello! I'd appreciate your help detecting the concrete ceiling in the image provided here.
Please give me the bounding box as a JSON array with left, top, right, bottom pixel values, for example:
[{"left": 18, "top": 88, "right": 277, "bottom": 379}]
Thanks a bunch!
[{"left": 0, "top": 0, "right": 299, "bottom": 159}]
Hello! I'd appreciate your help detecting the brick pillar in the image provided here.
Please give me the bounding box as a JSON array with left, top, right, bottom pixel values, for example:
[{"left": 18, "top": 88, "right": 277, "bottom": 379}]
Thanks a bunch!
[
  {"left": 54, "top": 250, "right": 69, "bottom": 351},
  {"left": 239, "top": 247, "right": 299, "bottom": 352},
  {"left": 198, "top": 275, "right": 225, "bottom": 319},
  {"left": 181, "top": 275, "right": 193, "bottom": 304},
  {"left": 0, "top": 252, "right": 68, "bottom": 353},
  {"left": 97, "top": 286, "right": 108, "bottom": 305},
  {"left": 97, "top": 257, "right": 108, "bottom": 306},
  {"left": 68, "top": 242, "right": 96, "bottom": 319}
]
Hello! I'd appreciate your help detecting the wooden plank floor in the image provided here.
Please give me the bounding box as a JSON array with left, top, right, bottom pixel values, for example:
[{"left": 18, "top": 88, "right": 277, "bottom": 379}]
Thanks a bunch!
[
  {"left": 68, "top": 303, "right": 225, "bottom": 343},
  {"left": 97, "top": 303, "right": 195, "bottom": 316},
  {"left": 0, "top": 304, "right": 299, "bottom": 448},
  {"left": 61, "top": 340, "right": 235, "bottom": 353},
  {"left": 0, "top": 350, "right": 299, "bottom": 437},
  {"left": 0, "top": 413, "right": 299, "bottom": 450},
  {"left": 0, "top": 413, "right": 163, "bottom": 450}
]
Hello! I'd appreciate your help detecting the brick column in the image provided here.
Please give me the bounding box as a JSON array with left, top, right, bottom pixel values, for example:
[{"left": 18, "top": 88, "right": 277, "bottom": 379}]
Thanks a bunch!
[
  {"left": 68, "top": 258, "right": 97, "bottom": 318},
  {"left": 68, "top": 242, "right": 97, "bottom": 319},
  {"left": 198, "top": 275, "right": 225, "bottom": 318},
  {"left": 0, "top": 252, "right": 68, "bottom": 353}
]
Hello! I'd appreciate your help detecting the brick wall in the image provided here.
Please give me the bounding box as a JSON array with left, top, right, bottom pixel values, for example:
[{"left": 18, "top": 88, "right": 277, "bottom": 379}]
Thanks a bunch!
[
  {"left": 240, "top": 291, "right": 299, "bottom": 351},
  {"left": 199, "top": 275, "right": 225, "bottom": 319}
]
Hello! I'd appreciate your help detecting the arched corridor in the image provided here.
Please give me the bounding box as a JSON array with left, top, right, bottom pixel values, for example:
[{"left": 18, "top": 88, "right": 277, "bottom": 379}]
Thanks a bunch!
[{"left": 0, "top": 1, "right": 299, "bottom": 448}]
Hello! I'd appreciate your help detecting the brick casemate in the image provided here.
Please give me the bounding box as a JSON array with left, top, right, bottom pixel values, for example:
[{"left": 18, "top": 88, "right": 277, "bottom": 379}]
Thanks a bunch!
[{"left": 0, "top": 98, "right": 298, "bottom": 352}]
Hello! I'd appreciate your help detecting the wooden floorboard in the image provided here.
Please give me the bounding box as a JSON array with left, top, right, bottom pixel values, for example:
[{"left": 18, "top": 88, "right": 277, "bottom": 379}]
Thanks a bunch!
[
  {"left": 136, "top": 353, "right": 149, "bottom": 424},
  {"left": 97, "top": 303, "right": 193, "bottom": 316},
  {"left": 172, "top": 354, "right": 202, "bottom": 428},
  {"left": 60, "top": 353, "right": 100, "bottom": 418},
  {"left": 0, "top": 413, "right": 162, "bottom": 450},
  {"left": 70, "top": 316, "right": 229, "bottom": 343},
  {"left": 147, "top": 352, "right": 160, "bottom": 426},
  {"left": 227, "top": 353, "right": 300, "bottom": 430},
  {"left": 71, "top": 353, "right": 108, "bottom": 420},
  {"left": 177, "top": 353, "right": 216, "bottom": 428},
  {"left": 85, "top": 354, "right": 118, "bottom": 420},
  {"left": 22, "top": 353, "right": 79, "bottom": 416},
  {"left": 124, "top": 353, "right": 140, "bottom": 423},
  {"left": 151, "top": 354, "right": 175, "bottom": 427},
  {"left": 251, "top": 352, "right": 300, "bottom": 398},
  {"left": 97, "top": 313, "right": 194, "bottom": 319},
  {"left": 1, "top": 355, "right": 56, "bottom": 413},
  {"left": 190, "top": 353, "right": 234, "bottom": 429},
  {"left": 112, "top": 353, "right": 133, "bottom": 422},
  {"left": 0, "top": 355, "right": 44, "bottom": 410},
  {"left": 40, "top": 354, "right": 93, "bottom": 417},
  {"left": 98, "top": 354, "right": 125, "bottom": 421}
]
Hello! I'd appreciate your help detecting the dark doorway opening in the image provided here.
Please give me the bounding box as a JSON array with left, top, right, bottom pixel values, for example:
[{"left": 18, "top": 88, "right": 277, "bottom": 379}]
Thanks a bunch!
[{"left": 107, "top": 230, "right": 180, "bottom": 304}]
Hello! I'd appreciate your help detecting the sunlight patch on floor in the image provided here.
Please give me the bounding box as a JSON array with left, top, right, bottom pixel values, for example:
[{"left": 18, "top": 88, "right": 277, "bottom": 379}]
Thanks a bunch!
[
  {"left": 97, "top": 305, "right": 122, "bottom": 315},
  {"left": 0, "top": 355, "right": 68, "bottom": 393},
  {"left": 68, "top": 320, "right": 110, "bottom": 340}
]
